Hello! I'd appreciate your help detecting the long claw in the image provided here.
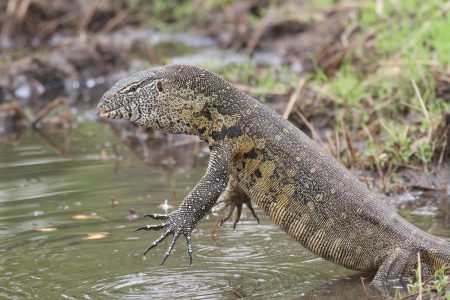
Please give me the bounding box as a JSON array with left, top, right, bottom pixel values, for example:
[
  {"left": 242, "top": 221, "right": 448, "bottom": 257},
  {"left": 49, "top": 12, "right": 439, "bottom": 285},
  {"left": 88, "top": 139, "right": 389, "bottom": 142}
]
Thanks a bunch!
[
  {"left": 144, "top": 229, "right": 171, "bottom": 255},
  {"left": 135, "top": 223, "right": 167, "bottom": 232},
  {"left": 184, "top": 233, "right": 193, "bottom": 266},
  {"left": 145, "top": 213, "right": 169, "bottom": 220},
  {"left": 160, "top": 232, "right": 181, "bottom": 266},
  {"left": 220, "top": 203, "right": 235, "bottom": 226},
  {"left": 233, "top": 204, "right": 243, "bottom": 230},
  {"left": 245, "top": 202, "right": 260, "bottom": 224}
]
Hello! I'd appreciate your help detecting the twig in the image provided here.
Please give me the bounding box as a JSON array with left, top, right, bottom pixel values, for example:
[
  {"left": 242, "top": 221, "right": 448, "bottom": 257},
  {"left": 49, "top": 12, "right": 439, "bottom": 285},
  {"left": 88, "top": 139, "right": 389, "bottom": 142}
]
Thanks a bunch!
[
  {"left": 342, "top": 119, "right": 357, "bottom": 165},
  {"left": 417, "top": 252, "right": 422, "bottom": 300},
  {"left": 34, "top": 128, "right": 65, "bottom": 155},
  {"left": 245, "top": 9, "right": 276, "bottom": 55},
  {"left": 283, "top": 77, "right": 305, "bottom": 119},
  {"left": 0, "top": 100, "right": 26, "bottom": 119},
  {"left": 294, "top": 111, "right": 322, "bottom": 144},
  {"left": 31, "top": 98, "right": 64, "bottom": 127},
  {"left": 77, "top": 0, "right": 102, "bottom": 34},
  {"left": 360, "top": 276, "right": 372, "bottom": 300},
  {"left": 100, "top": 10, "right": 128, "bottom": 32},
  {"left": 335, "top": 129, "right": 340, "bottom": 161},
  {"left": 325, "top": 132, "right": 337, "bottom": 158}
]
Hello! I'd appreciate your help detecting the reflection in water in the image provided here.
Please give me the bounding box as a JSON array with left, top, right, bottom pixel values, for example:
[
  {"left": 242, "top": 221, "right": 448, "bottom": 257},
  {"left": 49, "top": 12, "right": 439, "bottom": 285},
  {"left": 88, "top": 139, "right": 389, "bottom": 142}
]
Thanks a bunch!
[{"left": 0, "top": 122, "right": 449, "bottom": 299}]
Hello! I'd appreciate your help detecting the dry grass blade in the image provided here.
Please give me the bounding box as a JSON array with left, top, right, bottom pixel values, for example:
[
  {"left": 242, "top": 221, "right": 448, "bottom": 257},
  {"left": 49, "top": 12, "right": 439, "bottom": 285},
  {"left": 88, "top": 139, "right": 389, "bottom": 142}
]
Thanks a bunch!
[
  {"left": 363, "top": 125, "right": 386, "bottom": 190},
  {"left": 283, "top": 77, "right": 305, "bottom": 119},
  {"left": 411, "top": 79, "right": 431, "bottom": 141}
]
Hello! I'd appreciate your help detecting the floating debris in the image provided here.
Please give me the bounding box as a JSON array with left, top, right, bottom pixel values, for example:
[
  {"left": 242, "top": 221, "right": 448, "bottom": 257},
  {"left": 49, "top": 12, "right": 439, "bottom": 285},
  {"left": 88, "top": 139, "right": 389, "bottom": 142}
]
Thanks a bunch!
[
  {"left": 72, "top": 214, "right": 99, "bottom": 220},
  {"left": 84, "top": 232, "right": 109, "bottom": 240},
  {"left": 32, "top": 210, "right": 45, "bottom": 217},
  {"left": 158, "top": 199, "right": 174, "bottom": 213},
  {"left": 110, "top": 196, "right": 119, "bottom": 207},
  {"left": 100, "top": 149, "right": 108, "bottom": 161},
  {"left": 58, "top": 203, "right": 70, "bottom": 210},
  {"left": 34, "top": 227, "right": 57, "bottom": 232},
  {"left": 127, "top": 208, "right": 138, "bottom": 222},
  {"left": 31, "top": 98, "right": 64, "bottom": 128}
]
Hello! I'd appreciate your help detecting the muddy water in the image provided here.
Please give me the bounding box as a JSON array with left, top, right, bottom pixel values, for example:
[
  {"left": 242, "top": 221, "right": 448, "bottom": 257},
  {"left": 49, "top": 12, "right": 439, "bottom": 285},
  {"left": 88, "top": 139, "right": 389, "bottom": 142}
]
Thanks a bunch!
[{"left": 0, "top": 120, "right": 449, "bottom": 299}]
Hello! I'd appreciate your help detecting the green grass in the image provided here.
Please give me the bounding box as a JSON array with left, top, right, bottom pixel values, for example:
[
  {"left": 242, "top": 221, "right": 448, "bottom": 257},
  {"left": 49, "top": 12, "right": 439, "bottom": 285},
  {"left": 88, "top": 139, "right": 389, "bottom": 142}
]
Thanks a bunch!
[
  {"left": 308, "top": 0, "right": 450, "bottom": 174},
  {"left": 198, "top": 61, "right": 298, "bottom": 101},
  {"left": 394, "top": 265, "right": 450, "bottom": 299},
  {"left": 127, "top": 0, "right": 235, "bottom": 30}
]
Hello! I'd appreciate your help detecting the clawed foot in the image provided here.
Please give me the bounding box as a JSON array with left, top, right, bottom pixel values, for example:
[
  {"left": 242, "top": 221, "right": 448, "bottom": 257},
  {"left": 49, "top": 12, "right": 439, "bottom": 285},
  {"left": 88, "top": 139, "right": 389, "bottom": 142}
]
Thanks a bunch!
[
  {"left": 219, "top": 198, "right": 260, "bottom": 230},
  {"left": 136, "top": 212, "right": 193, "bottom": 266}
]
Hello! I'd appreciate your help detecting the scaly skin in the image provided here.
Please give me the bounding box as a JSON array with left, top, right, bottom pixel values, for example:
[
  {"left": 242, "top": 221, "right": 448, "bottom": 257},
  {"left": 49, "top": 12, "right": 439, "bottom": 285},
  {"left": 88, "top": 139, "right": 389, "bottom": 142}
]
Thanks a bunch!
[{"left": 97, "top": 64, "right": 450, "bottom": 287}]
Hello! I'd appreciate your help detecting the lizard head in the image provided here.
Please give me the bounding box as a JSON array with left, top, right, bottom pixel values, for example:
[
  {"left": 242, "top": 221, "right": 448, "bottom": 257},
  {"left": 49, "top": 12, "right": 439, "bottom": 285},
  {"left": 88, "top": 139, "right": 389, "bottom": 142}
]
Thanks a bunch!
[{"left": 97, "top": 66, "right": 210, "bottom": 135}]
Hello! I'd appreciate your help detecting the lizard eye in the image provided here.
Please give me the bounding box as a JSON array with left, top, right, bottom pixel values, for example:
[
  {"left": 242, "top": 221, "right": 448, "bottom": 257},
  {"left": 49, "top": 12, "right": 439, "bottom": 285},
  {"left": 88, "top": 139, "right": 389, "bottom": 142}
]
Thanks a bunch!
[{"left": 127, "top": 85, "right": 139, "bottom": 93}]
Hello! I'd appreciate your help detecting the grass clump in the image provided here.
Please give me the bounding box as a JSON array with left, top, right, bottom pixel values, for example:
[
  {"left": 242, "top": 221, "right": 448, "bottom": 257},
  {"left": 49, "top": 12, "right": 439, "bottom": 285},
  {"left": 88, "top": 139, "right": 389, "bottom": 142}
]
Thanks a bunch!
[
  {"left": 394, "top": 265, "right": 450, "bottom": 299},
  {"left": 127, "top": 0, "right": 234, "bottom": 30},
  {"left": 199, "top": 61, "right": 298, "bottom": 101},
  {"left": 309, "top": 0, "right": 450, "bottom": 175}
]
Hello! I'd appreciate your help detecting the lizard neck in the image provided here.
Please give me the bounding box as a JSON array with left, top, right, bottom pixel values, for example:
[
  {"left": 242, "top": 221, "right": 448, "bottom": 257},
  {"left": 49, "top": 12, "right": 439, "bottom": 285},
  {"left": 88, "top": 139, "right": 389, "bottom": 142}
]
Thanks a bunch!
[{"left": 191, "top": 88, "right": 252, "bottom": 147}]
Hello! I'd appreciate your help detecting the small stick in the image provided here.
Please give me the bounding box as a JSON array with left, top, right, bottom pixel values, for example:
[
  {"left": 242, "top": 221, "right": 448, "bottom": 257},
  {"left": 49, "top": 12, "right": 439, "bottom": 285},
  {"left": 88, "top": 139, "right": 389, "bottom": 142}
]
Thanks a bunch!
[
  {"left": 245, "top": 9, "right": 276, "bottom": 55},
  {"left": 359, "top": 276, "right": 372, "bottom": 300},
  {"left": 100, "top": 10, "right": 128, "bottom": 32},
  {"left": 77, "top": 0, "right": 101, "bottom": 34},
  {"left": 325, "top": 132, "right": 337, "bottom": 157},
  {"left": 341, "top": 118, "right": 357, "bottom": 165},
  {"left": 283, "top": 77, "right": 305, "bottom": 119},
  {"left": 0, "top": 100, "right": 26, "bottom": 119},
  {"left": 16, "top": 0, "right": 31, "bottom": 24},
  {"left": 294, "top": 111, "right": 322, "bottom": 145},
  {"left": 31, "top": 98, "right": 64, "bottom": 127}
]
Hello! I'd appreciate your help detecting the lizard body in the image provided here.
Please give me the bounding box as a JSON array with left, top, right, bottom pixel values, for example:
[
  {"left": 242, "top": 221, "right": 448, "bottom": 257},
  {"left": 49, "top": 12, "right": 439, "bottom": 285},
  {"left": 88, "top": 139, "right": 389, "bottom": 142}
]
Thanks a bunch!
[{"left": 97, "top": 64, "right": 450, "bottom": 287}]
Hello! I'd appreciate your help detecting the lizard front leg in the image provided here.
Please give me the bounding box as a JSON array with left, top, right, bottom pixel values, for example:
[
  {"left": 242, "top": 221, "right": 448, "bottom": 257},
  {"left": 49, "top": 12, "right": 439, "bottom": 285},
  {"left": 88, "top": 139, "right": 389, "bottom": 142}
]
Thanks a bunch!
[
  {"left": 136, "top": 144, "right": 231, "bottom": 265},
  {"left": 217, "top": 176, "right": 260, "bottom": 229}
]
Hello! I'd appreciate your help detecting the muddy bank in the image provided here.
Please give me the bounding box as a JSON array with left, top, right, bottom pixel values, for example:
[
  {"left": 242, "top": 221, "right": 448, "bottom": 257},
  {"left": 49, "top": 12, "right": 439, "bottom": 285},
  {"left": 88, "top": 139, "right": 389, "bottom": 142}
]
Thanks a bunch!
[{"left": 0, "top": 41, "right": 128, "bottom": 102}]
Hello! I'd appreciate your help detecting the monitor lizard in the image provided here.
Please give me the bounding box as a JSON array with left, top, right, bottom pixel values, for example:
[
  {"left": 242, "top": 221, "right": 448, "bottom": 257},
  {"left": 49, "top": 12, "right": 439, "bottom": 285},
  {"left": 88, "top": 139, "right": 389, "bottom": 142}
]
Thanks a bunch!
[{"left": 97, "top": 64, "right": 450, "bottom": 287}]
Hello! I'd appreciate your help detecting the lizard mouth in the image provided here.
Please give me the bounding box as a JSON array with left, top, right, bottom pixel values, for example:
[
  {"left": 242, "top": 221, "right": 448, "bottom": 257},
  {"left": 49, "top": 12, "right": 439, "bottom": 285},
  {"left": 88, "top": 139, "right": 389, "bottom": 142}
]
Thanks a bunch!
[{"left": 98, "top": 104, "right": 124, "bottom": 119}]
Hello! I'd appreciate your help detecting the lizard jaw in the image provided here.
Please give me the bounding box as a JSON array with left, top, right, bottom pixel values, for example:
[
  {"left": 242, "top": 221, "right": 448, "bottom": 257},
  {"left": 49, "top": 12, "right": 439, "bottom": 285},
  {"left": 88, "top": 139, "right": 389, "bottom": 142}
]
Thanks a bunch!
[{"left": 98, "top": 104, "right": 125, "bottom": 119}]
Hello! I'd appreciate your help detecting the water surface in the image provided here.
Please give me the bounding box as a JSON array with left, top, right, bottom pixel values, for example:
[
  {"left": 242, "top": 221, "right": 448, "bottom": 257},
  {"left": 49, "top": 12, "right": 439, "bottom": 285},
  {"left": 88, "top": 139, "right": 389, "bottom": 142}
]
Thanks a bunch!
[{"left": 0, "top": 121, "right": 449, "bottom": 299}]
